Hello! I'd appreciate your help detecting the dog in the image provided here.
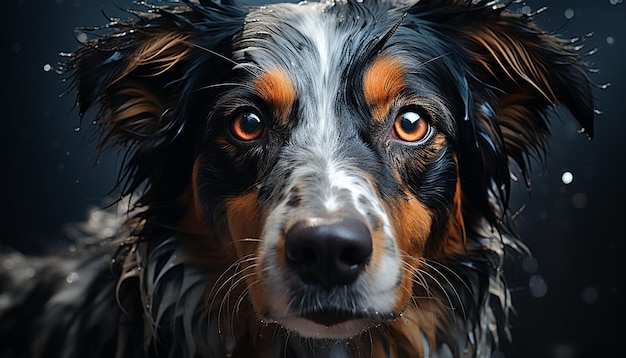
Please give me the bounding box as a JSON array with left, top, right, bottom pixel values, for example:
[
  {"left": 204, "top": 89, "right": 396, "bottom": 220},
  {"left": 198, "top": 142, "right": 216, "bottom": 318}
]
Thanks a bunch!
[{"left": 0, "top": 0, "right": 596, "bottom": 356}]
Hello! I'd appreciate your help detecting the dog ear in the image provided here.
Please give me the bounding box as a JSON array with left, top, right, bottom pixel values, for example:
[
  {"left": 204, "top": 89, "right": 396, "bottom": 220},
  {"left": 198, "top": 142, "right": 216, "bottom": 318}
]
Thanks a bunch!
[
  {"left": 410, "top": 0, "right": 596, "bottom": 227},
  {"left": 64, "top": 2, "right": 246, "bottom": 208}
]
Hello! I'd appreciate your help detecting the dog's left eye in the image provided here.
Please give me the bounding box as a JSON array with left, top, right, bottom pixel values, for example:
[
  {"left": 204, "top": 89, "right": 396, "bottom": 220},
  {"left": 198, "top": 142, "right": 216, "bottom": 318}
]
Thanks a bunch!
[
  {"left": 231, "top": 111, "right": 265, "bottom": 141},
  {"left": 392, "top": 110, "right": 431, "bottom": 143}
]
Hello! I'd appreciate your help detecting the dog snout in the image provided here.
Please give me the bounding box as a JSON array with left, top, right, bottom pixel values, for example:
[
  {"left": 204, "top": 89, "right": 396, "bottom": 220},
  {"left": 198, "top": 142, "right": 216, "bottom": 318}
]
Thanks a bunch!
[{"left": 284, "top": 217, "right": 372, "bottom": 288}]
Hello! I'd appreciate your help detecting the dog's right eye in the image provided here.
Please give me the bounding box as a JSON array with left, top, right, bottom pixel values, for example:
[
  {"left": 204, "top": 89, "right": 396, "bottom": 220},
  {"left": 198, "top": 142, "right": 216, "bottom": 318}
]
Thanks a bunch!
[{"left": 230, "top": 112, "right": 265, "bottom": 141}]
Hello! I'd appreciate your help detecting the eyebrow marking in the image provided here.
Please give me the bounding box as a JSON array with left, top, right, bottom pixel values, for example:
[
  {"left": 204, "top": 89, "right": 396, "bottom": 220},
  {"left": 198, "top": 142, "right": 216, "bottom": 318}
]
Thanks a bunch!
[
  {"left": 363, "top": 55, "right": 406, "bottom": 122},
  {"left": 254, "top": 67, "right": 296, "bottom": 123}
]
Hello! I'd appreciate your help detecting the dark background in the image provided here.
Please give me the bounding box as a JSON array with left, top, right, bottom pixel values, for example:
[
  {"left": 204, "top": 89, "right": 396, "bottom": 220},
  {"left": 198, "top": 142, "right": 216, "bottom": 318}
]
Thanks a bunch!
[{"left": 2, "top": 0, "right": 624, "bottom": 357}]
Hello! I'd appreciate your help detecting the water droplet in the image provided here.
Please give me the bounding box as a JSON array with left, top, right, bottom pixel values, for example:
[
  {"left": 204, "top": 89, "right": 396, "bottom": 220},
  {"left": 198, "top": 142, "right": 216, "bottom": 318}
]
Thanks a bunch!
[
  {"left": 66, "top": 272, "right": 79, "bottom": 284},
  {"left": 607, "top": 36, "right": 615, "bottom": 45},
  {"left": 43, "top": 63, "right": 52, "bottom": 72},
  {"left": 529, "top": 274, "right": 548, "bottom": 298},
  {"left": 75, "top": 31, "right": 88, "bottom": 44},
  {"left": 2, "top": 259, "right": 15, "bottom": 270},
  {"left": 564, "top": 8, "right": 575, "bottom": 19},
  {"left": 522, "top": 256, "right": 539, "bottom": 273},
  {"left": 582, "top": 287, "right": 599, "bottom": 304},
  {"left": 561, "top": 171, "right": 574, "bottom": 185},
  {"left": 74, "top": 127, "right": 81, "bottom": 132},
  {"left": 571, "top": 193, "right": 588, "bottom": 209},
  {"left": 609, "top": 0, "right": 623, "bottom": 5}
]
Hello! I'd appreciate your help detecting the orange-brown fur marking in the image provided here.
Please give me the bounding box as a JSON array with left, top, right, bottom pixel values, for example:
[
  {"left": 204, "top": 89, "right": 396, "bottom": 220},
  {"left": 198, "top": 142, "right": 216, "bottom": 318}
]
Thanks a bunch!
[
  {"left": 224, "top": 191, "right": 269, "bottom": 311},
  {"left": 254, "top": 67, "right": 296, "bottom": 122},
  {"left": 388, "top": 192, "right": 432, "bottom": 312},
  {"left": 363, "top": 55, "right": 406, "bottom": 122}
]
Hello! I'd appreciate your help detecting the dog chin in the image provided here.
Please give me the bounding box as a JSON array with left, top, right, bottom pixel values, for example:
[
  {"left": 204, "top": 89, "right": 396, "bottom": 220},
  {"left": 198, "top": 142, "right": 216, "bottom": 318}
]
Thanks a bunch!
[{"left": 278, "top": 317, "right": 371, "bottom": 339}]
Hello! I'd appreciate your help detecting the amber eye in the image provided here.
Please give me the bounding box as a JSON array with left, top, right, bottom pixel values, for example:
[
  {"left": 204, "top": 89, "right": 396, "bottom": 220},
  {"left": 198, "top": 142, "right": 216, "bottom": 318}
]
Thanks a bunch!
[
  {"left": 392, "top": 111, "right": 430, "bottom": 143},
  {"left": 231, "top": 111, "right": 264, "bottom": 141}
]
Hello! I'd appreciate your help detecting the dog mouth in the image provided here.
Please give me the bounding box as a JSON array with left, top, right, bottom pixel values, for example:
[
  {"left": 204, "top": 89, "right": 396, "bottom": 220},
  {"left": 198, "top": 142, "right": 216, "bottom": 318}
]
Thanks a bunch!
[
  {"left": 265, "top": 304, "right": 398, "bottom": 339},
  {"left": 301, "top": 308, "right": 367, "bottom": 326}
]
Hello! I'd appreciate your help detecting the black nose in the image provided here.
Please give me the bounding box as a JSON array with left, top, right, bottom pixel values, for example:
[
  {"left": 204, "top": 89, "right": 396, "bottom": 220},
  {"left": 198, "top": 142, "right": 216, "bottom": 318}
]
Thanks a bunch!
[{"left": 284, "top": 218, "right": 373, "bottom": 288}]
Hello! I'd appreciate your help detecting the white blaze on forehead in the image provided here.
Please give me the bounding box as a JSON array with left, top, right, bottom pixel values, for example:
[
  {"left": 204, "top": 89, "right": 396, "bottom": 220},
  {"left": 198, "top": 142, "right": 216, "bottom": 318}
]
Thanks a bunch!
[
  {"left": 286, "top": 2, "right": 357, "bottom": 191},
  {"left": 238, "top": 2, "right": 353, "bottom": 161}
]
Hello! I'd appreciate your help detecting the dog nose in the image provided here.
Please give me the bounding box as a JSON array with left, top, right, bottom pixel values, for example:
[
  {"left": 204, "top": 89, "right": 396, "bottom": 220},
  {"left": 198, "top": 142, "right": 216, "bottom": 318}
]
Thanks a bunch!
[{"left": 284, "top": 218, "right": 372, "bottom": 288}]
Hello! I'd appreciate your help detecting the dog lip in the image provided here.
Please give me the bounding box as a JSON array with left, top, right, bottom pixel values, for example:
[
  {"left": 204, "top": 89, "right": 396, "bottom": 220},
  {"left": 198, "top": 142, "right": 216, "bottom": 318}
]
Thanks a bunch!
[
  {"left": 300, "top": 309, "right": 395, "bottom": 327},
  {"left": 301, "top": 309, "right": 363, "bottom": 326}
]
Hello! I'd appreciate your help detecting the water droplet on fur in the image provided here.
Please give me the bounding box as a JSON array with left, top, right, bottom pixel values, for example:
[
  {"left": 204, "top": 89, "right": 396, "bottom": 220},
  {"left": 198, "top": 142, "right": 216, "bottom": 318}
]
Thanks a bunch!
[
  {"left": 66, "top": 272, "right": 79, "bottom": 284},
  {"left": 2, "top": 259, "right": 15, "bottom": 270},
  {"left": 564, "top": 8, "right": 575, "bottom": 19},
  {"left": 609, "top": 0, "right": 623, "bottom": 5},
  {"left": 521, "top": 5, "right": 531, "bottom": 15},
  {"left": 74, "top": 126, "right": 81, "bottom": 132},
  {"left": 43, "top": 63, "right": 52, "bottom": 72},
  {"left": 75, "top": 30, "right": 88, "bottom": 44}
]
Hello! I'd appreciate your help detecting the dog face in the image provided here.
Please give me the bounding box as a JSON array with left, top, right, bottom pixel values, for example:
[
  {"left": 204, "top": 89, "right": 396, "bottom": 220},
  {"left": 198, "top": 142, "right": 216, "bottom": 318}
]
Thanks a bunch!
[
  {"left": 67, "top": 0, "right": 594, "bottom": 353},
  {"left": 203, "top": 2, "right": 464, "bottom": 338}
]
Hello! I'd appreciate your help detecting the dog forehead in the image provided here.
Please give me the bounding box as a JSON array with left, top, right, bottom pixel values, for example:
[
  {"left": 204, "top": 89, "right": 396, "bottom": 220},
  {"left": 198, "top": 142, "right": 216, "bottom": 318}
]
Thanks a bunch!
[{"left": 236, "top": 2, "right": 395, "bottom": 86}]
